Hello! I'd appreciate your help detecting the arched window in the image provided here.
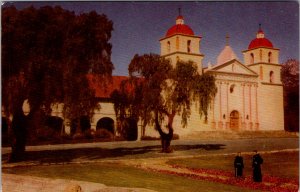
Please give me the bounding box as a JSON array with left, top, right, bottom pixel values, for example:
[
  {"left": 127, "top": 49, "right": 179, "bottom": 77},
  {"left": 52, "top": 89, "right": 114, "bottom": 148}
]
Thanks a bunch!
[
  {"left": 268, "top": 52, "right": 272, "bottom": 63},
  {"left": 250, "top": 53, "right": 254, "bottom": 64},
  {"left": 269, "top": 71, "right": 274, "bottom": 83},
  {"left": 230, "top": 84, "right": 235, "bottom": 93},
  {"left": 176, "top": 56, "right": 180, "bottom": 62},
  {"left": 176, "top": 37, "right": 180, "bottom": 50},
  {"left": 167, "top": 41, "right": 170, "bottom": 53},
  {"left": 260, "top": 66, "right": 263, "bottom": 80},
  {"left": 187, "top": 40, "right": 191, "bottom": 53}
]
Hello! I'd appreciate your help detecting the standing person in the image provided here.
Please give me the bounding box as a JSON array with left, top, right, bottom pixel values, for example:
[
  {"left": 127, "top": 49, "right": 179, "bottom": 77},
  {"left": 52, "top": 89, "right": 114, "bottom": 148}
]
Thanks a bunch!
[
  {"left": 252, "top": 150, "right": 263, "bottom": 182},
  {"left": 234, "top": 152, "right": 244, "bottom": 178}
]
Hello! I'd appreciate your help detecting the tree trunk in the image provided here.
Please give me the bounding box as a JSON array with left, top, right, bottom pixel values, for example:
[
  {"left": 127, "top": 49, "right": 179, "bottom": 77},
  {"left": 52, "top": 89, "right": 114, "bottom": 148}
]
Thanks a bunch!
[
  {"left": 155, "top": 110, "right": 175, "bottom": 153},
  {"left": 9, "top": 109, "right": 27, "bottom": 162}
]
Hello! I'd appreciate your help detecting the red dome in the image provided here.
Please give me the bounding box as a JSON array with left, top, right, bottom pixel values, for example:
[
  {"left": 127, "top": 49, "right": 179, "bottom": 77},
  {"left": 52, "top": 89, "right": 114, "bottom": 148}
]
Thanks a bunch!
[
  {"left": 166, "top": 24, "right": 194, "bottom": 37},
  {"left": 248, "top": 38, "right": 273, "bottom": 49}
]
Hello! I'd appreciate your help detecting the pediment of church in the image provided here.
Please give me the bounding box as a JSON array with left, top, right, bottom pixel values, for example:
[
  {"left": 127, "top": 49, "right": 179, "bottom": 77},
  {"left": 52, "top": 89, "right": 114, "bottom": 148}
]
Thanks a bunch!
[{"left": 206, "top": 59, "right": 258, "bottom": 76}]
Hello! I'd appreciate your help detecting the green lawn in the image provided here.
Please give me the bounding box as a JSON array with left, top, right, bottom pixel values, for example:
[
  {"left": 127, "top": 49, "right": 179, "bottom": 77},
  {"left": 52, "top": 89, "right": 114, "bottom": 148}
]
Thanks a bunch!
[
  {"left": 167, "top": 151, "right": 299, "bottom": 179},
  {"left": 3, "top": 162, "right": 258, "bottom": 192}
]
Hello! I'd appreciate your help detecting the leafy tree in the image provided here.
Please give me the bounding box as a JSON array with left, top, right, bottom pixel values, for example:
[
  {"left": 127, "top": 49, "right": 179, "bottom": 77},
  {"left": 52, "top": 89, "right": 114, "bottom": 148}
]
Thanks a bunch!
[
  {"left": 112, "top": 54, "right": 216, "bottom": 152},
  {"left": 2, "top": 5, "right": 114, "bottom": 161},
  {"left": 281, "top": 59, "right": 299, "bottom": 131}
]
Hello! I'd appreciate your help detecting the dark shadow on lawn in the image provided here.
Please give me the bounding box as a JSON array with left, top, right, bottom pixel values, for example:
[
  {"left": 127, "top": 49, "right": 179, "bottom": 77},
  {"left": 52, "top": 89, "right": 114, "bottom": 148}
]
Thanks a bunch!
[{"left": 2, "top": 144, "right": 225, "bottom": 164}]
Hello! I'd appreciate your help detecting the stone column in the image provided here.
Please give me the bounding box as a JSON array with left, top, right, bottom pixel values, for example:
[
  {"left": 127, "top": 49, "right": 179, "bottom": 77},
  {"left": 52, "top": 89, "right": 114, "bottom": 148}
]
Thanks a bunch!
[
  {"left": 218, "top": 81, "right": 223, "bottom": 129},
  {"left": 226, "top": 82, "right": 230, "bottom": 129},
  {"left": 249, "top": 84, "right": 253, "bottom": 130},
  {"left": 241, "top": 83, "right": 246, "bottom": 130},
  {"left": 255, "top": 84, "right": 259, "bottom": 130},
  {"left": 211, "top": 97, "right": 216, "bottom": 129}
]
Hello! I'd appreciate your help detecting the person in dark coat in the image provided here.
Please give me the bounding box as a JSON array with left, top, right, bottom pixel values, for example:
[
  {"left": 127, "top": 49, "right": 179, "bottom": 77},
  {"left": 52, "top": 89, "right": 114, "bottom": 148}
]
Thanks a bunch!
[
  {"left": 252, "top": 150, "right": 263, "bottom": 182},
  {"left": 234, "top": 152, "right": 244, "bottom": 178}
]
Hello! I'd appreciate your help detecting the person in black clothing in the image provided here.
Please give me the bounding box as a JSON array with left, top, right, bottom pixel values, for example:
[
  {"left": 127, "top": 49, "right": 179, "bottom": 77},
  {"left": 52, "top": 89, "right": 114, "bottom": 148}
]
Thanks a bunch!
[
  {"left": 234, "top": 152, "right": 244, "bottom": 178},
  {"left": 252, "top": 150, "right": 263, "bottom": 182}
]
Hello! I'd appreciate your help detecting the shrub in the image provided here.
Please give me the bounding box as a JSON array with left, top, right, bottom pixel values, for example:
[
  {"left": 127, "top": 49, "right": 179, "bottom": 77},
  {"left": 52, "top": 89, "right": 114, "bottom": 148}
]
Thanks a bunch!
[
  {"left": 36, "top": 126, "right": 56, "bottom": 140},
  {"left": 84, "top": 129, "right": 95, "bottom": 139},
  {"left": 94, "top": 129, "right": 114, "bottom": 139},
  {"left": 72, "top": 133, "right": 84, "bottom": 140},
  {"left": 173, "top": 133, "right": 180, "bottom": 140}
]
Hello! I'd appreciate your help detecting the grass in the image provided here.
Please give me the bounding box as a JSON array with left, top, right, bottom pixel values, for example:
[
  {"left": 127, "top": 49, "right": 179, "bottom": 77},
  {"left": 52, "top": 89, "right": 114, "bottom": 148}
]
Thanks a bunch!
[
  {"left": 3, "top": 162, "right": 258, "bottom": 192},
  {"left": 167, "top": 151, "right": 299, "bottom": 179}
]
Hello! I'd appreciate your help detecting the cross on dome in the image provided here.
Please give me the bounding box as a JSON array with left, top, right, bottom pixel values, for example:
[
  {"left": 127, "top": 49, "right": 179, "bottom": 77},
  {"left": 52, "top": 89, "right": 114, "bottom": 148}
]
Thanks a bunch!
[
  {"left": 257, "top": 23, "right": 265, "bottom": 38},
  {"left": 248, "top": 24, "right": 274, "bottom": 49},
  {"left": 226, "top": 34, "right": 230, "bottom": 46},
  {"left": 176, "top": 8, "right": 184, "bottom": 25}
]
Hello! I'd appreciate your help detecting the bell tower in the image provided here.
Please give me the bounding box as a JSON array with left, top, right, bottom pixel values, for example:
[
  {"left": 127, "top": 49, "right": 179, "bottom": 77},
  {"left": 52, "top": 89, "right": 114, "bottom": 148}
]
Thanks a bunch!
[
  {"left": 243, "top": 24, "right": 281, "bottom": 84},
  {"left": 159, "top": 10, "right": 204, "bottom": 74}
]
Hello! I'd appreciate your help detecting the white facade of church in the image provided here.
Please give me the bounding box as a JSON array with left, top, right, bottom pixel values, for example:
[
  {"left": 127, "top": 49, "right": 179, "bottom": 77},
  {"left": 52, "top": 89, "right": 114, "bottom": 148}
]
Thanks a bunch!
[{"left": 143, "top": 15, "right": 284, "bottom": 138}]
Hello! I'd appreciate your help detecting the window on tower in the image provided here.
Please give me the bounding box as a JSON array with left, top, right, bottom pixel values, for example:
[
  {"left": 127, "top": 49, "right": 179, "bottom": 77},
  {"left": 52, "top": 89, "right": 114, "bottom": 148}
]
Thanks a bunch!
[
  {"left": 167, "top": 41, "right": 170, "bottom": 53},
  {"left": 269, "top": 71, "right": 274, "bottom": 83},
  {"left": 176, "top": 37, "right": 180, "bottom": 50},
  {"left": 187, "top": 40, "right": 191, "bottom": 53},
  {"left": 250, "top": 53, "right": 254, "bottom": 64},
  {"left": 268, "top": 52, "right": 272, "bottom": 63}
]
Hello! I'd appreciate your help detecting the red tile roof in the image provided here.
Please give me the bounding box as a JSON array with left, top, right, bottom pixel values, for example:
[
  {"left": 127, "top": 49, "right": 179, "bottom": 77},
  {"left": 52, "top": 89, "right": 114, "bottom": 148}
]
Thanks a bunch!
[
  {"left": 248, "top": 38, "right": 273, "bottom": 49},
  {"left": 87, "top": 75, "right": 129, "bottom": 98},
  {"left": 166, "top": 24, "right": 195, "bottom": 37}
]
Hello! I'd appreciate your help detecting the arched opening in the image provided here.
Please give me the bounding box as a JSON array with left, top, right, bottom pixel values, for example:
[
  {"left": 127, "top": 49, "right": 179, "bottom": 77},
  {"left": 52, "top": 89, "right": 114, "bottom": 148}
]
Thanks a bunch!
[
  {"left": 250, "top": 53, "right": 254, "bottom": 64},
  {"left": 2, "top": 117, "right": 10, "bottom": 146},
  {"left": 230, "top": 110, "right": 239, "bottom": 130},
  {"left": 187, "top": 40, "right": 191, "bottom": 53},
  {"left": 268, "top": 52, "right": 272, "bottom": 63},
  {"left": 70, "top": 116, "right": 91, "bottom": 135},
  {"left": 269, "top": 71, "right": 274, "bottom": 83},
  {"left": 97, "top": 117, "right": 114, "bottom": 134},
  {"left": 44, "top": 116, "right": 64, "bottom": 134},
  {"left": 2, "top": 117, "right": 9, "bottom": 135},
  {"left": 176, "top": 37, "right": 180, "bottom": 50},
  {"left": 121, "top": 117, "right": 138, "bottom": 141},
  {"left": 167, "top": 41, "right": 170, "bottom": 53}
]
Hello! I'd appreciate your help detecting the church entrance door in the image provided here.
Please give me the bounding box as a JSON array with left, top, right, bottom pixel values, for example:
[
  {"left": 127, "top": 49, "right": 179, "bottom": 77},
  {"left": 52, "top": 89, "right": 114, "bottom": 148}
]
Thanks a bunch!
[{"left": 230, "top": 110, "right": 239, "bottom": 130}]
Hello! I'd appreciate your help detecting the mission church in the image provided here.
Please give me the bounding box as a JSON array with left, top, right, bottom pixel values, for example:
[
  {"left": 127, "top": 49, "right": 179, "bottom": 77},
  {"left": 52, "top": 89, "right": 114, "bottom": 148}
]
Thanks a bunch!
[
  {"left": 144, "top": 13, "right": 284, "bottom": 138},
  {"left": 42, "top": 13, "right": 285, "bottom": 139}
]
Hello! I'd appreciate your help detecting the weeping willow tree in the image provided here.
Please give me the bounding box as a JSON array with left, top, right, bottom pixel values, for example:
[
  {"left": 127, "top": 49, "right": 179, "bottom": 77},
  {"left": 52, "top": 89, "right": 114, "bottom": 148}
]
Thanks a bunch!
[{"left": 112, "top": 53, "right": 217, "bottom": 152}]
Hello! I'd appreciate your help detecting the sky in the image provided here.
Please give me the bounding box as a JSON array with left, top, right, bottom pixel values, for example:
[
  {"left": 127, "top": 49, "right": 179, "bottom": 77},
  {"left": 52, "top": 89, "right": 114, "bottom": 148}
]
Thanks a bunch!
[{"left": 5, "top": 1, "right": 299, "bottom": 76}]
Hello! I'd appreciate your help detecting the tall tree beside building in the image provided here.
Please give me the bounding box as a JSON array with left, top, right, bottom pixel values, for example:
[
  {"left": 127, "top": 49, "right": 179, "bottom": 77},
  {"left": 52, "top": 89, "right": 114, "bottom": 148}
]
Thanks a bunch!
[
  {"left": 2, "top": 5, "right": 114, "bottom": 161},
  {"left": 281, "top": 59, "right": 299, "bottom": 132},
  {"left": 112, "top": 54, "right": 216, "bottom": 152}
]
